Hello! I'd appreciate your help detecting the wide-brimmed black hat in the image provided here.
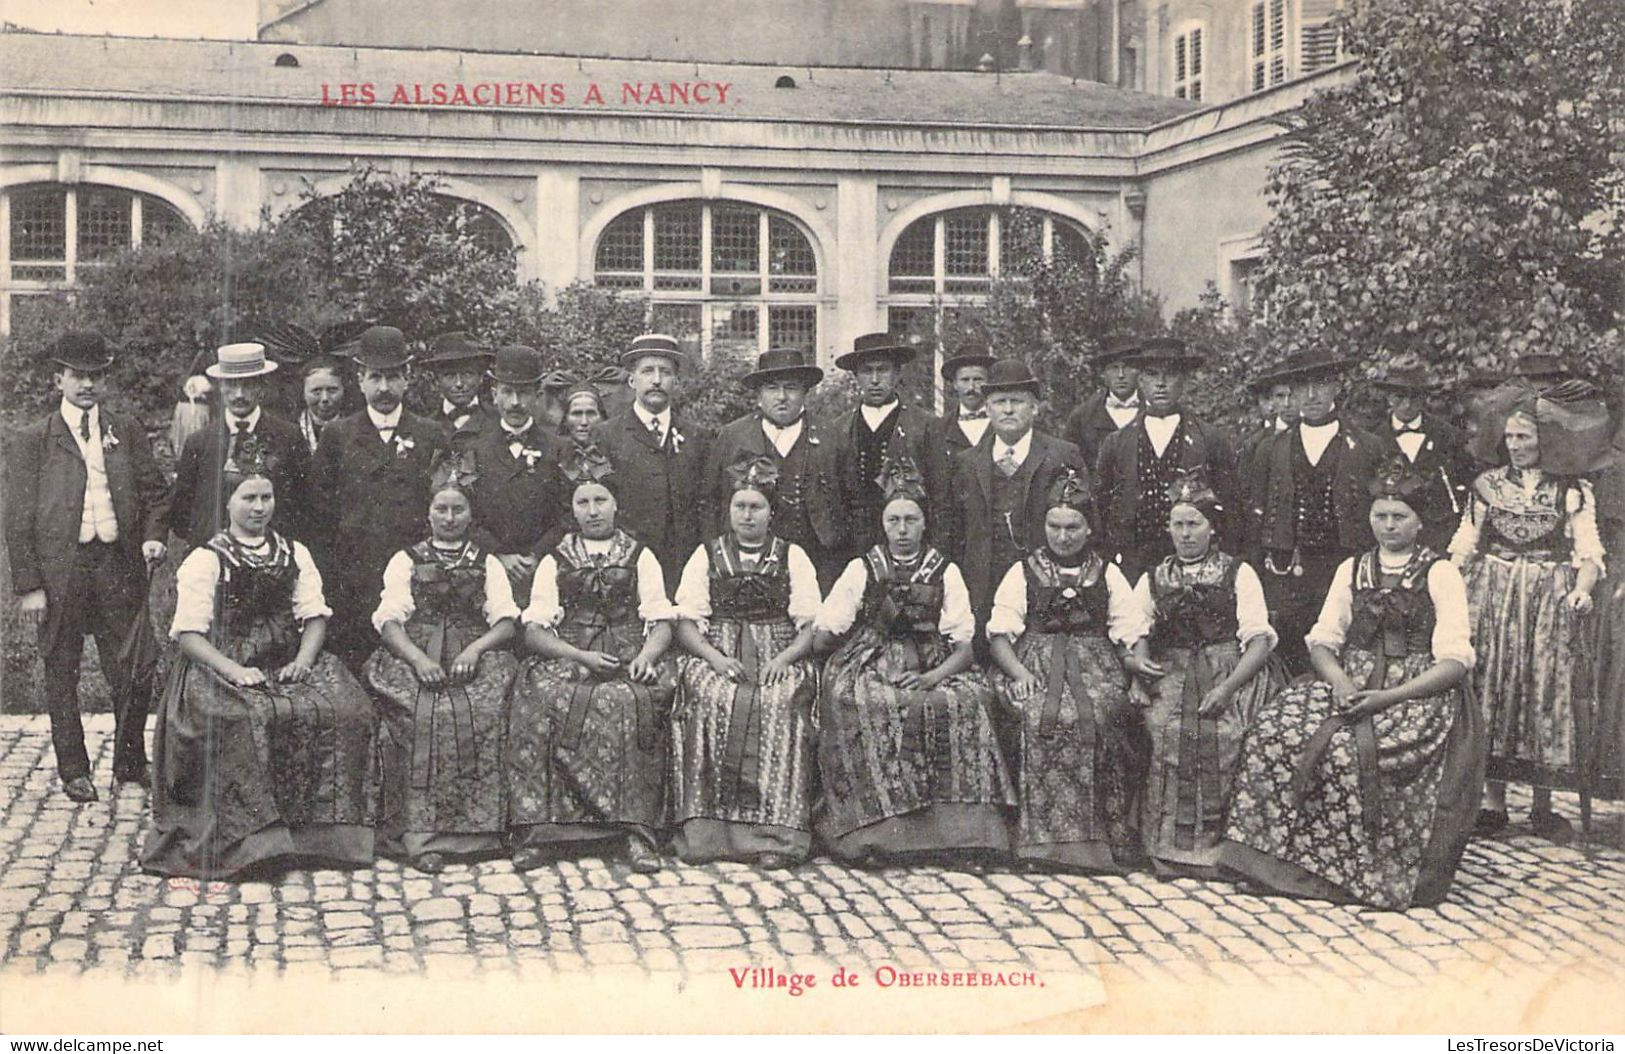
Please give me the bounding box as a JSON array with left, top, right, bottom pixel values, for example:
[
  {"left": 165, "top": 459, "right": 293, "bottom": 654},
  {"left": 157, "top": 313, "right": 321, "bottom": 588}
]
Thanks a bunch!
[
  {"left": 1092, "top": 335, "right": 1144, "bottom": 368},
  {"left": 1256, "top": 347, "right": 1354, "bottom": 385},
  {"left": 423, "top": 331, "right": 490, "bottom": 369},
  {"left": 982, "top": 358, "right": 1042, "bottom": 397},
  {"left": 1513, "top": 355, "right": 1574, "bottom": 383},
  {"left": 48, "top": 332, "right": 116, "bottom": 374},
  {"left": 743, "top": 347, "right": 824, "bottom": 388},
  {"left": 939, "top": 341, "right": 996, "bottom": 381},
  {"left": 490, "top": 345, "right": 547, "bottom": 385},
  {"left": 1373, "top": 365, "right": 1430, "bottom": 391},
  {"left": 834, "top": 332, "right": 915, "bottom": 372},
  {"left": 1461, "top": 366, "right": 1507, "bottom": 391},
  {"left": 1127, "top": 336, "right": 1205, "bottom": 371},
  {"left": 352, "top": 326, "right": 413, "bottom": 370},
  {"left": 619, "top": 333, "right": 690, "bottom": 371}
]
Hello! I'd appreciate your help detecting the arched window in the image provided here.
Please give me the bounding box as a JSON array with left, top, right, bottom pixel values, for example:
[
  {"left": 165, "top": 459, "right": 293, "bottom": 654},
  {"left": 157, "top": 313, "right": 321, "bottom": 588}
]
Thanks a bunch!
[
  {"left": 285, "top": 192, "right": 516, "bottom": 269},
  {"left": 1, "top": 182, "right": 191, "bottom": 336},
  {"left": 593, "top": 200, "right": 820, "bottom": 361},
  {"left": 884, "top": 205, "right": 1093, "bottom": 337}
]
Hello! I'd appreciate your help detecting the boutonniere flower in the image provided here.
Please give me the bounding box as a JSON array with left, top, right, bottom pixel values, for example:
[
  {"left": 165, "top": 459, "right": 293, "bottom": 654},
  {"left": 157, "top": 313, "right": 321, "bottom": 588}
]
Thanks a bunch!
[
  {"left": 808, "top": 434, "right": 821, "bottom": 446},
  {"left": 101, "top": 428, "right": 120, "bottom": 452},
  {"left": 669, "top": 427, "right": 686, "bottom": 454},
  {"left": 520, "top": 446, "right": 545, "bottom": 469},
  {"left": 394, "top": 434, "right": 416, "bottom": 458}
]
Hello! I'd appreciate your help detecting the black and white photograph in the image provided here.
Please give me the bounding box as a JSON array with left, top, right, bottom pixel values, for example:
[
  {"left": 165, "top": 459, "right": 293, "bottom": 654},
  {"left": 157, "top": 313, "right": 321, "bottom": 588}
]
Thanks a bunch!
[{"left": 0, "top": 0, "right": 1622, "bottom": 1036}]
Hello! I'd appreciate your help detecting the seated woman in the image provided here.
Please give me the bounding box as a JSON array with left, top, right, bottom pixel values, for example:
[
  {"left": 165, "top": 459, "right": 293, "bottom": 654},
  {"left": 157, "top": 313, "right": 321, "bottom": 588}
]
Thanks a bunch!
[
  {"left": 507, "top": 456, "right": 676, "bottom": 874},
  {"left": 144, "top": 440, "right": 377, "bottom": 879},
  {"left": 987, "top": 470, "right": 1149, "bottom": 873},
  {"left": 813, "top": 456, "right": 1015, "bottom": 868},
  {"left": 363, "top": 457, "right": 521, "bottom": 874},
  {"left": 1131, "top": 470, "right": 1280, "bottom": 879},
  {"left": 1220, "top": 458, "right": 1483, "bottom": 910},
  {"left": 670, "top": 457, "right": 822, "bottom": 869}
]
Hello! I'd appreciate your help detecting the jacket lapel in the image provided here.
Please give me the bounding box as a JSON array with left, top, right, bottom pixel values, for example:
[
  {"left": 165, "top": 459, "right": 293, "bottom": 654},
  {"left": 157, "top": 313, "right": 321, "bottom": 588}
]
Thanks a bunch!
[
  {"left": 49, "top": 412, "right": 84, "bottom": 462},
  {"left": 626, "top": 411, "right": 660, "bottom": 453}
]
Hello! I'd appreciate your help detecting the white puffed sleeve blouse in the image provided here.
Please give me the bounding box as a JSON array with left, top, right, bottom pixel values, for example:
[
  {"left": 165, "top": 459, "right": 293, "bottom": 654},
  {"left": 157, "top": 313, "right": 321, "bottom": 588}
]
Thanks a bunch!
[
  {"left": 814, "top": 557, "right": 977, "bottom": 646},
  {"left": 672, "top": 542, "right": 823, "bottom": 632},
  {"left": 170, "top": 538, "right": 330, "bottom": 638},
  {"left": 1127, "top": 560, "right": 1278, "bottom": 651},
  {"left": 1305, "top": 555, "right": 1476, "bottom": 668},
  {"left": 985, "top": 560, "right": 1147, "bottom": 644},
  {"left": 370, "top": 548, "right": 521, "bottom": 633},
  {"left": 521, "top": 538, "right": 674, "bottom": 629}
]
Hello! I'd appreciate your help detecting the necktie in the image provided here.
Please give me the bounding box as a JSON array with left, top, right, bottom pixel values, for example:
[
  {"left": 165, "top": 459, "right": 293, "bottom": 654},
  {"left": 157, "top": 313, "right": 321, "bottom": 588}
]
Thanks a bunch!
[
  {"left": 648, "top": 416, "right": 666, "bottom": 450},
  {"left": 228, "top": 420, "right": 249, "bottom": 462},
  {"left": 1106, "top": 397, "right": 1138, "bottom": 411},
  {"left": 960, "top": 409, "right": 988, "bottom": 421},
  {"left": 996, "top": 449, "right": 1020, "bottom": 477},
  {"left": 79, "top": 410, "right": 91, "bottom": 442},
  {"left": 1395, "top": 424, "right": 1423, "bottom": 435}
]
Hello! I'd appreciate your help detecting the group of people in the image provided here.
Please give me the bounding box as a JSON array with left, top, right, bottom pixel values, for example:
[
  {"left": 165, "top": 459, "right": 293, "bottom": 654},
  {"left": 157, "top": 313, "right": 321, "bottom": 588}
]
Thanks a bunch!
[{"left": 5, "top": 323, "right": 1619, "bottom": 912}]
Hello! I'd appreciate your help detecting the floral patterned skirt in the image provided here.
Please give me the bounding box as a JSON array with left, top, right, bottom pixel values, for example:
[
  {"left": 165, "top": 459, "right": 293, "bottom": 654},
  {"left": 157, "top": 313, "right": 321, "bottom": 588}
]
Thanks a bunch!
[
  {"left": 364, "top": 613, "right": 519, "bottom": 857},
  {"left": 1464, "top": 554, "right": 1593, "bottom": 788},
  {"left": 816, "top": 628, "right": 1015, "bottom": 861},
  {"left": 993, "top": 632, "right": 1146, "bottom": 872},
  {"left": 1219, "top": 648, "right": 1485, "bottom": 910},
  {"left": 144, "top": 642, "right": 378, "bottom": 879},
  {"left": 505, "top": 618, "right": 674, "bottom": 849},
  {"left": 1142, "top": 640, "right": 1281, "bottom": 877},
  {"left": 671, "top": 617, "right": 817, "bottom": 863}
]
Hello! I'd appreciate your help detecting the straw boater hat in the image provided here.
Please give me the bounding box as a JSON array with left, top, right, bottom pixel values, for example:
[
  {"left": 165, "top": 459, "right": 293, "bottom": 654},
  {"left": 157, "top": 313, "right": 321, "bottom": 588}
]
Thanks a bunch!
[
  {"left": 351, "top": 326, "right": 413, "bottom": 370},
  {"left": 834, "top": 332, "right": 915, "bottom": 372},
  {"left": 205, "top": 342, "right": 279, "bottom": 380},
  {"left": 619, "top": 332, "right": 690, "bottom": 371},
  {"left": 48, "top": 332, "right": 116, "bottom": 373},
  {"left": 743, "top": 347, "right": 824, "bottom": 388},
  {"left": 422, "top": 331, "right": 491, "bottom": 369},
  {"left": 939, "top": 341, "right": 997, "bottom": 381}
]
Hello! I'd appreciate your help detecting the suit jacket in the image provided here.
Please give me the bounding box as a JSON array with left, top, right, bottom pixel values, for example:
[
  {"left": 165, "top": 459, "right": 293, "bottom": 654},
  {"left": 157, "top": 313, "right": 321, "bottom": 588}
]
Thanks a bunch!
[
  {"left": 591, "top": 410, "right": 712, "bottom": 582},
  {"left": 1250, "top": 420, "right": 1386, "bottom": 554},
  {"left": 311, "top": 408, "right": 451, "bottom": 585},
  {"left": 1094, "top": 412, "right": 1239, "bottom": 555},
  {"left": 4, "top": 408, "right": 169, "bottom": 596},
  {"left": 1375, "top": 412, "right": 1471, "bottom": 546},
  {"left": 703, "top": 413, "right": 841, "bottom": 550},
  {"left": 924, "top": 412, "right": 993, "bottom": 513},
  {"left": 467, "top": 421, "right": 569, "bottom": 558},
  {"left": 827, "top": 403, "right": 936, "bottom": 555},
  {"left": 1063, "top": 390, "right": 1136, "bottom": 470},
  {"left": 946, "top": 429, "right": 1090, "bottom": 616},
  {"left": 167, "top": 411, "right": 311, "bottom": 547},
  {"left": 436, "top": 401, "right": 499, "bottom": 450}
]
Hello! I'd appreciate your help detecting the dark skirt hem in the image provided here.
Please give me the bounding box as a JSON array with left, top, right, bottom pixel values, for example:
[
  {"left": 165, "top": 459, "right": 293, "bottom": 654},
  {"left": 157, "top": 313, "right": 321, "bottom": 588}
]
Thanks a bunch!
[
  {"left": 510, "top": 822, "right": 655, "bottom": 851},
  {"left": 818, "top": 803, "right": 1011, "bottom": 863},
  {"left": 671, "top": 818, "right": 811, "bottom": 864},
  {"left": 142, "top": 822, "right": 374, "bottom": 881},
  {"left": 1217, "top": 840, "right": 1356, "bottom": 906},
  {"left": 401, "top": 832, "right": 504, "bottom": 857},
  {"left": 1016, "top": 840, "right": 1123, "bottom": 874}
]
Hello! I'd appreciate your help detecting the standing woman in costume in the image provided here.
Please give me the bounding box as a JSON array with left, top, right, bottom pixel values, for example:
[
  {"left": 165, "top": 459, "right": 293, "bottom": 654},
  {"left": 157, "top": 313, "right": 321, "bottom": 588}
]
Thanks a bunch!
[
  {"left": 669, "top": 457, "right": 823, "bottom": 868},
  {"left": 363, "top": 457, "right": 521, "bottom": 873},
  {"left": 986, "top": 469, "right": 1149, "bottom": 873},
  {"left": 144, "top": 439, "right": 378, "bottom": 878},
  {"left": 813, "top": 455, "right": 1015, "bottom": 868},
  {"left": 1130, "top": 469, "right": 1279, "bottom": 879},
  {"left": 557, "top": 378, "right": 607, "bottom": 454},
  {"left": 506, "top": 453, "right": 676, "bottom": 873},
  {"left": 1219, "top": 458, "right": 1483, "bottom": 910},
  {"left": 1450, "top": 394, "right": 1607, "bottom": 841}
]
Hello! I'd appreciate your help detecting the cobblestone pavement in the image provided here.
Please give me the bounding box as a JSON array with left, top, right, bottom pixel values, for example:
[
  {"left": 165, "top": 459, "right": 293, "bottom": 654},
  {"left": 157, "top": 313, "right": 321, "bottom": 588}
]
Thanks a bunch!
[{"left": 3, "top": 716, "right": 1623, "bottom": 1008}]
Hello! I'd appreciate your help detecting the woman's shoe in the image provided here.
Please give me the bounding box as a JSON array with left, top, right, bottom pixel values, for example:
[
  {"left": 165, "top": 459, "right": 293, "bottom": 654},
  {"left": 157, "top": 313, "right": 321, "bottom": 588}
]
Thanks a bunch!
[
  {"left": 1474, "top": 808, "right": 1509, "bottom": 835},
  {"left": 413, "top": 852, "right": 446, "bottom": 874},
  {"left": 1530, "top": 809, "right": 1576, "bottom": 845},
  {"left": 512, "top": 848, "right": 549, "bottom": 872},
  {"left": 627, "top": 839, "right": 664, "bottom": 874}
]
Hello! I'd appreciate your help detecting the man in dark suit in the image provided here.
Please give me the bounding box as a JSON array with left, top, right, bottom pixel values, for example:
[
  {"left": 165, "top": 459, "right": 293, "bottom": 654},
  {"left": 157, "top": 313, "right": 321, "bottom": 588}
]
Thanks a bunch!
[
  {"left": 1063, "top": 335, "right": 1143, "bottom": 469},
  {"left": 311, "top": 326, "right": 451, "bottom": 665},
  {"left": 466, "top": 345, "right": 568, "bottom": 604},
  {"left": 590, "top": 333, "right": 712, "bottom": 584},
  {"left": 1372, "top": 364, "right": 1471, "bottom": 551},
  {"left": 703, "top": 348, "right": 844, "bottom": 588},
  {"left": 827, "top": 333, "right": 936, "bottom": 558},
  {"left": 944, "top": 358, "right": 1091, "bottom": 624},
  {"left": 421, "top": 331, "right": 496, "bottom": 447},
  {"left": 1237, "top": 374, "right": 1296, "bottom": 481},
  {"left": 167, "top": 342, "right": 311, "bottom": 548},
  {"left": 1094, "top": 338, "right": 1240, "bottom": 584},
  {"left": 4, "top": 333, "right": 169, "bottom": 800},
  {"left": 1247, "top": 348, "right": 1386, "bottom": 674},
  {"left": 923, "top": 344, "right": 995, "bottom": 514}
]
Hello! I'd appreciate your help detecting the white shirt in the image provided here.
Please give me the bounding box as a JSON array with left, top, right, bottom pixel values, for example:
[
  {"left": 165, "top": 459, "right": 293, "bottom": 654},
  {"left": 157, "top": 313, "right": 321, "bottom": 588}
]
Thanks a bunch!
[
  {"left": 370, "top": 547, "right": 521, "bottom": 633},
  {"left": 443, "top": 398, "right": 479, "bottom": 429},
  {"left": 1299, "top": 418, "right": 1342, "bottom": 467},
  {"left": 957, "top": 415, "right": 990, "bottom": 447},
  {"left": 59, "top": 399, "right": 118, "bottom": 544},
  {"left": 1448, "top": 474, "right": 1606, "bottom": 573},
  {"left": 1104, "top": 394, "right": 1141, "bottom": 429},
  {"left": 501, "top": 418, "right": 536, "bottom": 457},
  {"left": 986, "top": 560, "right": 1147, "bottom": 644},
  {"left": 993, "top": 430, "right": 1033, "bottom": 470},
  {"left": 170, "top": 538, "right": 330, "bottom": 637},
  {"left": 859, "top": 401, "right": 900, "bottom": 432},
  {"left": 815, "top": 557, "right": 977, "bottom": 645},
  {"left": 1305, "top": 554, "right": 1476, "bottom": 668},
  {"left": 1142, "top": 412, "right": 1182, "bottom": 458},
  {"left": 632, "top": 402, "right": 673, "bottom": 445},
  {"left": 1391, "top": 415, "right": 1426, "bottom": 462},
  {"left": 521, "top": 540, "right": 674, "bottom": 629},
  {"left": 367, "top": 404, "right": 404, "bottom": 440},
  {"left": 1127, "top": 559, "right": 1278, "bottom": 651},
  {"left": 761, "top": 417, "right": 804, "bottom": 458},
  {"left": 223, "top": 406, "right": 263, "bottom": 435},
  {"left": 299, "top": 410, "right": 327, "bottom": 454},
  {"left": 672, "top": 541, "right": 823, "bottom": 631}
]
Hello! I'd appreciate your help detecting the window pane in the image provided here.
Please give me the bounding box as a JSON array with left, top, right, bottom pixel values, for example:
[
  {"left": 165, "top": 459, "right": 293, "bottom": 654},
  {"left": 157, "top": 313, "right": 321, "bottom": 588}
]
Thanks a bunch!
[
  {"left": 711, "top": 206, "right": 758, "bottom": 274},
  {"left": 710, "top": 304, "right": 758, "bottom": 361},
  {"left": 595, "top": 209, "right": 645, "bottom": 286},
  {"left": 1000, "top": 208, "right": 1046, "bottom": 268},
  {"left": 78, "top": 187, "right": 134, "bottom": 262},
  {"left": 768, "top": 305, "right": 817, "bottom": 353},
  {"left": 768, "top": 216, "right": 817, "bottom": 292},
  {"left": 1051, "top": 222, "right": 1092, "bottom": 264},
  {"left": 1252, "top": 3, "right": 1266, "bottom": 57},
  {"left": 943, "top": 210, "right": 988, "bottom": 278},
  {"left": 652, "top": 202, "right": 702, "bottom": 273},
  {"left": 1191, "top": 79, "right": 1203, "bottom": 102},
  {"left": 650, "top": 302, "right": 702, "bottom": 343},
  {"left": 886, "top": 306, "right": 935, "bottom": 345},
  {"left": 1270, "top": 0, "right": 1285, "bottom": 51},
  {"left": 10, "top": 187, "right": 67, "bottom": 262},
  {"left": 1174, "top": 36, "right": 1187, "bottom": 81},
  {"left": 889, "top": 216, "right": 936, "bottom": 293},
  {"left": 1191, "top": 28, "right": 1203, "bottom": 76},
  {"left": 141, "top": 195, "right": 189, "bottom": 245}
]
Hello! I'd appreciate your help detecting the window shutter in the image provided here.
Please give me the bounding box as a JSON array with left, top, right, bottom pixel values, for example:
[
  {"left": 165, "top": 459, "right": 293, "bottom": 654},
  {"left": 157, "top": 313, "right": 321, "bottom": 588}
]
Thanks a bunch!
[{"left": 1300, "top": 0, "right": 1343, "bottom": 72}]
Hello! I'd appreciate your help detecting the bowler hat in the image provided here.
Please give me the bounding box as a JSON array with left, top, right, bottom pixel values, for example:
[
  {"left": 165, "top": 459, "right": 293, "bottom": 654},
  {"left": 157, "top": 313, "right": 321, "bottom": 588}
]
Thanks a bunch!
[
  {"left": 982, "top": 358, "right": 1042, "bottom": 397},
  {"left": 423, "top": 331, "right": 490, "bottom": 369},
  {"left": 1092, "top": 335, "right": 1144, "bottom": 368},
  {"left": 352, "top": 326, "right": 413, "bottom": 370},
  {"left": 1513, "top": 355, "right": 1574, "bottom": 383},
  {"left": 1127, "top": 336, "right": 1204, "bottom": 371},
  {"left": 619, "top": 333, "right": 690, "bottom": 371},
  {"left": 939, "top": 342, "right": 996, "bottom": 381},
  {"left": 1257, "top": 347, "right": 1353, "bottom": 386},
  {"left": 489, "top": 345, "right": 547, "bottom": 385},
  {"left": 743, "top": 347, "right": 824, "bottom": 388},
  {"left": 48, "top": 332, "right": 116, "bottom": 374},
  {"left": 205, "top": 342, "right": 279, "bottom": 380},
  {"left": 1373, "top": 365, "right": 1430, "bottom": 391},
  {"left": 834, "top": 332, "right": 915, "bottom": 372}
]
